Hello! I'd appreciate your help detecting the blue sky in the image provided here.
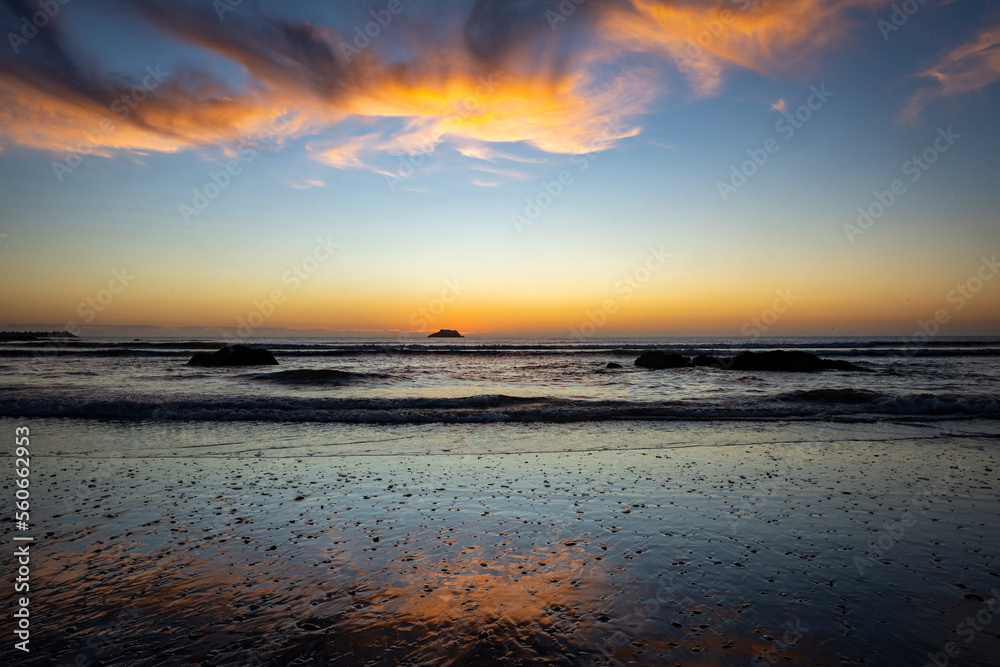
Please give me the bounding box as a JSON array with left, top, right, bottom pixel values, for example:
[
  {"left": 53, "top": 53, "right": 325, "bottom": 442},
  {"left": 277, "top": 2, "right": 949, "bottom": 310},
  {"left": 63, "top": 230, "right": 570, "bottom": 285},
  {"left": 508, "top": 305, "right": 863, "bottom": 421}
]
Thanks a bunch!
[{"left": 1, "top": 0, "right": 998, "bottom": 336}]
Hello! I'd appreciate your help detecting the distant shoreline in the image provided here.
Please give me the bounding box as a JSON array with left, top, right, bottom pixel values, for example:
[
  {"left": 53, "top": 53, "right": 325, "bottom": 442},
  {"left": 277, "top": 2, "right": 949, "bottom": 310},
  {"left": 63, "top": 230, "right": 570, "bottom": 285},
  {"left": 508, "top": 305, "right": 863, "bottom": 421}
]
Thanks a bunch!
[{"left": 0, "top": 330, "right": 77, "bottom": 341}]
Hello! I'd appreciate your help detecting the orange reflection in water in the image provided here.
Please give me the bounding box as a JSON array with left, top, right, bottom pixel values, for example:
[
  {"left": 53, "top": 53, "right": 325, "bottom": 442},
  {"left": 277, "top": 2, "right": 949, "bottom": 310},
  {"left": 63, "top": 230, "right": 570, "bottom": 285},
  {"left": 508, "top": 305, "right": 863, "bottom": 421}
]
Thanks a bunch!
[{"left": 29, "top": 522, "right": 847, "bottom": 665}]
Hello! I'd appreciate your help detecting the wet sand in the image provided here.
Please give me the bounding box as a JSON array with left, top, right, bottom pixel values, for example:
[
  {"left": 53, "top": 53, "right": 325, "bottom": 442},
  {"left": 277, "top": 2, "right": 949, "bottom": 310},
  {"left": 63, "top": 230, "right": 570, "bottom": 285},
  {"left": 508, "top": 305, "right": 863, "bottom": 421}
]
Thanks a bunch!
[{"left": 3, "top": 420, "right": 999, "bottom": 666}]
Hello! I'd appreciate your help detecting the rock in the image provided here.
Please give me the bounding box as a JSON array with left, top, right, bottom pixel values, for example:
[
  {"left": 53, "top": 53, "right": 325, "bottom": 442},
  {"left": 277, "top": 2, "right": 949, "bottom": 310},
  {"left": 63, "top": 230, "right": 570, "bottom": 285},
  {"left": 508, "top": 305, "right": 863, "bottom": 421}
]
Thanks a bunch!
[
  {"left": 687, "top": 350, "right": 868, "bottom": 372},
  {"left": 729, "top": 350, "right": 867, "bottom": 372},
  {"left": 606, "top": 362, "right": 622, "bottom": 369},
  {"left": 188, "top": 345, "right": 278, "bottom": 367},
  {"left": 428, "top": 329, "right": 464, "bottom": 338},
  {"left": 253, "top": 369, "right": 373, "bottom": 384},
  {"left": 634, "top": 351, "right": 691, "bottom": 369}
]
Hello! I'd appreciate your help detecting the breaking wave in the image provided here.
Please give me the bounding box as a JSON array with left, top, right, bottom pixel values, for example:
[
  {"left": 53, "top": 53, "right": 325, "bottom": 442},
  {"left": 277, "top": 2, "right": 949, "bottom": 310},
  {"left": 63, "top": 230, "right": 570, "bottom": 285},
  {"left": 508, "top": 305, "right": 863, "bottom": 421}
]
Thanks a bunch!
[{"left": 2, "top": 391, "right": 996, "bottom": 424}]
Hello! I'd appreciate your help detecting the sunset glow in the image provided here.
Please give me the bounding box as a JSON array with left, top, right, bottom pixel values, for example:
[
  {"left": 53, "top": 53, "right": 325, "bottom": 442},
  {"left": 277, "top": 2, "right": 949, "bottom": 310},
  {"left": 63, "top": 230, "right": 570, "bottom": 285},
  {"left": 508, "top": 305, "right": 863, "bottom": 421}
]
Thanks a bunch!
[{"left": 1, "top": 0, "right": 998, "bottom": 336}]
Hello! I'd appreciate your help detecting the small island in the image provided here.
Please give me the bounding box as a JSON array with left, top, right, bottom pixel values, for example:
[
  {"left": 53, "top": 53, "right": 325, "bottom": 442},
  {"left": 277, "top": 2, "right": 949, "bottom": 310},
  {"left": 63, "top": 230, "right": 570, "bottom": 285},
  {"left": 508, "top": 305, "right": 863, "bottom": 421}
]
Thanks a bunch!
[{"left": 428, "top": 329, "right": 464, "bottom": 338}]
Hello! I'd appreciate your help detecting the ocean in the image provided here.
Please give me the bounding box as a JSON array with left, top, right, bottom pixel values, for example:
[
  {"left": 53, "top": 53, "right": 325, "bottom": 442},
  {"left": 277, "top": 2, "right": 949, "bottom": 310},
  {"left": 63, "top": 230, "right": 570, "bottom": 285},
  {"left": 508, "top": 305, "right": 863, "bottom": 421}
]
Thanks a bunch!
[
  {"left": 2, "top": 336, "right": 999, "bottom": 665},
  {"left": 3, "top": 335, "right": 999, "bottom": 428}
]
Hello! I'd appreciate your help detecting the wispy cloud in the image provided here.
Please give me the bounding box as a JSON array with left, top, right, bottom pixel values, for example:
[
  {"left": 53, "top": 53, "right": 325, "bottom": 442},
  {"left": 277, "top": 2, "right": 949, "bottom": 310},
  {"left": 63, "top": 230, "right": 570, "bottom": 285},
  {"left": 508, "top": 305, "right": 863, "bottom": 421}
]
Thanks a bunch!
[
  {"left": 900, "top": 22, "right": 1000, "bottom": 122},
  {"left": 467, "top": 162, "right": 533, "bottom": 182},
  {"left": 288, "top": 178, "right": 326, "bottom": 190},
  {"left": 0, "top": 0, "right": 889, "bottom": 178},
  {"left": 0, "top": 0, "right": 658, "bottom": 181},
  {"left": 309, "top": 134, "right": 380, "bottom": 170},
  {"left": 471, "top": 178, "right": 502, "bottom": 187},
  {"left": 455, "top": 143, "right": 548, "bottom": 164},
  {"left": 598, "top": 0, "right": 882, "bottom": 96}
]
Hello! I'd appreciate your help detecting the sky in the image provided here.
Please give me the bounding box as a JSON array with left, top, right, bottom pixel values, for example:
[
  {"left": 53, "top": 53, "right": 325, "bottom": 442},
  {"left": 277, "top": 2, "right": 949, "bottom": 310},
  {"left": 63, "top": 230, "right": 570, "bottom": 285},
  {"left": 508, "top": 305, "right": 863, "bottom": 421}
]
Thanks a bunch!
[{"left": 0, "top": 0, "right": 998, "bottom": 338}]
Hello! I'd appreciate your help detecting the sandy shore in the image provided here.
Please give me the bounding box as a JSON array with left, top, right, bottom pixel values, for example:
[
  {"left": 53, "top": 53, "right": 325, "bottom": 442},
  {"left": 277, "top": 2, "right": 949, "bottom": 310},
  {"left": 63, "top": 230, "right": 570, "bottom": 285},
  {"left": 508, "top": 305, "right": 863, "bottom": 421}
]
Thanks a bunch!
[{"left": 3, "top": 419, "right": 999, "bottom": 665}]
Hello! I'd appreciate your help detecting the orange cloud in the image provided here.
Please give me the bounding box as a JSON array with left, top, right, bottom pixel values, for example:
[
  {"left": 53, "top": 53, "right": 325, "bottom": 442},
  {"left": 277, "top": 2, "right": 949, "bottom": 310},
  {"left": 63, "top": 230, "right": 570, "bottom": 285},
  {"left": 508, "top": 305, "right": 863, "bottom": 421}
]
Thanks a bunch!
[
  {"left": 901, "top": 23, "right": 1000, "bottom": 122},
  {"left": 296, "top": 61, "right": 652, "bottom": 176},
  {"left": 598, "top": 0, "right": 883, "bottom": 96},
  {"left": 0, "top": 0, "right": 882, "bottom": 179},
  {"left": 0, "top": 1, "right": 652, "bottom": 180},
  {"left": 0, "top": 75, "right": 277, "bottom": 156},
  {"left": 310, "top": 134, "right": 382, "bottom": 170}
]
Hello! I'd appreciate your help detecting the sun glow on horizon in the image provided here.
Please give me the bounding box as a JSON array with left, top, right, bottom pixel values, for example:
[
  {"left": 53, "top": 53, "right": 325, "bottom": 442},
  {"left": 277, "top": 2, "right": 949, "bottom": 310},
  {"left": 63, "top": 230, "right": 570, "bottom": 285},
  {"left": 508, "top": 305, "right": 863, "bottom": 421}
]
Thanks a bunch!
[{"left": 1, "top": 0, "right": 998, "bottom": 336}]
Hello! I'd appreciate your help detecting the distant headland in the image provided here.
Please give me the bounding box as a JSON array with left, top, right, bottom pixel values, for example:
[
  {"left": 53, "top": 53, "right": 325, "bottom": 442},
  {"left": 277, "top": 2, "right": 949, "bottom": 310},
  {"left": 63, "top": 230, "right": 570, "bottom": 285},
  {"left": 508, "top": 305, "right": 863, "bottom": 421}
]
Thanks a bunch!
[
  {"left": 0, "top": 330, "right": 78, "bottom": 341},
  {"left": 428, "top": 329, "right": 463, "bottom": 338}
]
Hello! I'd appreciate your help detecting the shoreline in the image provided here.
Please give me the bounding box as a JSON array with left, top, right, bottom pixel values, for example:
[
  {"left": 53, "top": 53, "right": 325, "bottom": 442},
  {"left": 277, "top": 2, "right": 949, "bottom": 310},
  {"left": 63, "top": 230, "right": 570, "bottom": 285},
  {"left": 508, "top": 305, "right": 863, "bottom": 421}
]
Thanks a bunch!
[{"left": 4, "top": 420, "right": 998, "bottom": 665}]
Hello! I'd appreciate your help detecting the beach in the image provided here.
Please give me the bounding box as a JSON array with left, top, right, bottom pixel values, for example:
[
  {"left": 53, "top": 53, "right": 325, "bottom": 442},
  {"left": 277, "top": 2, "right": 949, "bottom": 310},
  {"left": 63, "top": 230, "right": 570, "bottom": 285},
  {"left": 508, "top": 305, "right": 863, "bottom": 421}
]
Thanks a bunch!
[
  {"left": 4, "top": 415, "right": 999, "bottom": 666},
  {"left": 3, "top": 0, "right": 998, "bottom": 662}
]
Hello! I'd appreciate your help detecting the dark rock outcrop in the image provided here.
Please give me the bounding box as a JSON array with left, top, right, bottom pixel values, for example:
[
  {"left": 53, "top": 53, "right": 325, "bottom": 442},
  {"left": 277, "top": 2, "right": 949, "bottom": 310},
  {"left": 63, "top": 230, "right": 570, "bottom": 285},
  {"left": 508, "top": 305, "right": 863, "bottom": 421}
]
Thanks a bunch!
[
  {"left": 254, "top": 369, "right": 369, "bottom": 383},
  {"left": 634, "top": 351, "right": 691, "bottom": 369},
  {"left": 428, "top": 329, "right": 464, "bottom": 338},
  {"left": 729, "top": 350, "right": 867, "bottom": 372},
  {"left": 641, "top": 350, "right": 868, "bottom": 372},
  {"left": 606, "top": 362, "right": 623, "bottom": 369},
  {"left": 188, "top": 345, "right": 278, "bottom": 367}
]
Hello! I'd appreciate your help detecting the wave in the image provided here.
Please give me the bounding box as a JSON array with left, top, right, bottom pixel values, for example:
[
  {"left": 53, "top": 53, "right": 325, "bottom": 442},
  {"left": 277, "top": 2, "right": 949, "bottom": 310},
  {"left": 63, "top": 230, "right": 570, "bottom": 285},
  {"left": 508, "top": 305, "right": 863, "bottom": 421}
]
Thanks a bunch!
[
  {"left": 778, "top": 389, "right": 881, "bottom": 404},
  {"left": 2, "top": 392, "right": 996, "bottom": 424},
  {"left": 873, "top": 393, "right": 1000, "bottom": 416},
  {"left": 2, "top": 343, "right": 999, "bottom": 359},
  {"left": 250, "top": 369, "right": 394, "bottom": 384}
]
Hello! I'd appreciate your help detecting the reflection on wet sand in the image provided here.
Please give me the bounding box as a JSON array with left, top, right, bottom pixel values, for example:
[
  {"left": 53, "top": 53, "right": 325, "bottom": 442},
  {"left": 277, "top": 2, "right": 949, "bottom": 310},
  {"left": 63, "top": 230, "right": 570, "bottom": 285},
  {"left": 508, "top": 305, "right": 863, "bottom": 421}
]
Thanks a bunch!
[
  {"left": 10, "top": 428, "right": 1000, "bottom": 666},
  {"left": 34, "top": 535, "right": 838, "bottom": 666}
]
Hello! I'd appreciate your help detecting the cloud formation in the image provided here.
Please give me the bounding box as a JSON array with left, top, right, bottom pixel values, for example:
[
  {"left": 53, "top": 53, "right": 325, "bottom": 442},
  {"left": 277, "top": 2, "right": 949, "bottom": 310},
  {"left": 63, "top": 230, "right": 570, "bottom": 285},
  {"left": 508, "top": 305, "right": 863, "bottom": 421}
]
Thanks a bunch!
[
  {"left": 901, "top": 22, "right": 1000, "bottom": 122},
  {"left": 598, "top": 0, "right": 883, "bottom": 96},
  {"left": 0, "top": 0, "right": 895, "bottom": 179}
]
